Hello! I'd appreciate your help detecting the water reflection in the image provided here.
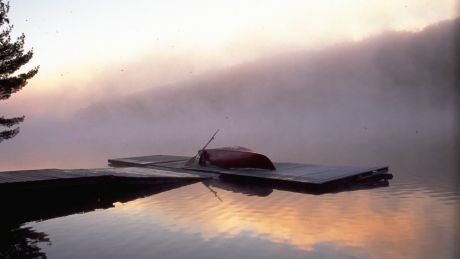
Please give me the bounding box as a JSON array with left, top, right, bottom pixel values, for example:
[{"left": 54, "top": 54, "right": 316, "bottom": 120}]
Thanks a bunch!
[
  {"left": 11, "top": 175, "right": 455, "bottom": 259},
  {"left": 0, "top": 181, "right": 198, "bottom": 258},
  {"left": 104, "top": 181, "right": 458, "bottom": 258}
]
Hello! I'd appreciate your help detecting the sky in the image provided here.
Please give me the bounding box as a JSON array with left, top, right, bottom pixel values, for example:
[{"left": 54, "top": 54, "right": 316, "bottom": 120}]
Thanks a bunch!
[
  {"left": 0, "top": 1, "right": 458, "bottom": 170},
  {"left": 7, "top": 0, "right": 458, "bottom": 95}
]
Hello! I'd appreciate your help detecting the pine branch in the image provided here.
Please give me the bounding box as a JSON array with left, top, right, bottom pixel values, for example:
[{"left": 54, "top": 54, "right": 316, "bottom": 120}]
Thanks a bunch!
[
  {"left": 0, "top": 0, "right": 38, "bottom": 143},
  {"left": 0, "top": 127, "right": 19, "bottom": 143},
  {"left": 0, "top": 115, "right": 24, "bottom": 127},
  {"left": 0, "top": 2, "right": 9, "bottom": 26},
  {"left": 0, "top": 33, "right": 27, "bottom": 66},
  {"left": 0, "top": 48, "right": 33, "bottom": 76},
  {"left": 0, "top": 66, "right": 39, "bottom": 100}
]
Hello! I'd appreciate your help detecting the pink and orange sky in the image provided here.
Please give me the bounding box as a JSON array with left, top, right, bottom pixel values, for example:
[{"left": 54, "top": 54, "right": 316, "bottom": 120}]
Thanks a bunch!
[{"left": 9, "top": 0, "right": 458, "bottom": 94}]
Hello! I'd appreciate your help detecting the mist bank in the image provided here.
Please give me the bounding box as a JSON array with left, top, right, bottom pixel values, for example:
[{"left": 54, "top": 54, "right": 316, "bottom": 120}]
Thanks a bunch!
[
  {"left": 83, "top": 18, "right": 459, "bottom": 123},
  {"left": 1, "top": 19, "right": 459, "bottom": 189},
  {"left": 78, "top": 18, "right": 459, "bottom": 153}
]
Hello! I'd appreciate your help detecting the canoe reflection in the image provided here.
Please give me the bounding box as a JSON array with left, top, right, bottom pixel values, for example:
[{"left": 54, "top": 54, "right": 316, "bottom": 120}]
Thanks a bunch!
[{"left": 206, "top": 174, "right": 391, "bottom": 197}]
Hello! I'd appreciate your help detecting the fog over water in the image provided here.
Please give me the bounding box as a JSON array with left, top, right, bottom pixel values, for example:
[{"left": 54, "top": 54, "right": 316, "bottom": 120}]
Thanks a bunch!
[{"left": 0, "top": 19, "right": 458, "bottom": 192}]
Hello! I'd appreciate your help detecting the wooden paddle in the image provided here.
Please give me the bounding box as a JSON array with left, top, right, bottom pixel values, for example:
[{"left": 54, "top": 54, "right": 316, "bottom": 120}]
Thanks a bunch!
[{"left": 185, "top": 129, "right": 220, "bottom": 166}]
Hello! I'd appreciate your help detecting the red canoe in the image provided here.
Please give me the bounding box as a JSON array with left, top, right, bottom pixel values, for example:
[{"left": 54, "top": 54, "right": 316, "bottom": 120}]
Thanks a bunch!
[{"left": 193, "top": 146, "right": 276, "bottom": 170}]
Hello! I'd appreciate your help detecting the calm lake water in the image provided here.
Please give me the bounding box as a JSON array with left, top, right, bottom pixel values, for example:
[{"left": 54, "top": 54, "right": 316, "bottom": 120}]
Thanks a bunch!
[{"left": 1, "top": 149, "right": 459, "bottom": 259}]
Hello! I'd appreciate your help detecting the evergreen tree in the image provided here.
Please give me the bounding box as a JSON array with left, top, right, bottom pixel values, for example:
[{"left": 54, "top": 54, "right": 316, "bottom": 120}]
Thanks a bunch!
[{"left": 0, "top": 1, "right": 38, "bottom": 143}]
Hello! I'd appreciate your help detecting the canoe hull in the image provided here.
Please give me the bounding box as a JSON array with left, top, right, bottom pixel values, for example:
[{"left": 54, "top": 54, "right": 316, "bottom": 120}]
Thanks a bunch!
[{"left": 199, "top": 147, "right": 276, "bottom": 170}]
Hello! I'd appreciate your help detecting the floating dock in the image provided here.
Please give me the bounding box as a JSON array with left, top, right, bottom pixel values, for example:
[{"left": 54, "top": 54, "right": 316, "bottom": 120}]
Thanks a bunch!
[
  {"left": 108, "top": 155, "right": 391, "bottom": 186},
  {"left": 0, "top": 155, "right": 391, "bottom": 195}
]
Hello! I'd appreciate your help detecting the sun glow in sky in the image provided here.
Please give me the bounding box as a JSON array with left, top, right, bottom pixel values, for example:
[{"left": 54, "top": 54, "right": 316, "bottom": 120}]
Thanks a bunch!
[{"left": 8, "top": 0, "right": 457, "bottom": 92}]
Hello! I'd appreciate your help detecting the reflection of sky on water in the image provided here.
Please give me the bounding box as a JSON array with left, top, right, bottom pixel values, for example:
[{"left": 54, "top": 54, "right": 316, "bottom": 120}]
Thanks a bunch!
[{"left": 26, "top": 180, "right": 458, "bottom": 259}]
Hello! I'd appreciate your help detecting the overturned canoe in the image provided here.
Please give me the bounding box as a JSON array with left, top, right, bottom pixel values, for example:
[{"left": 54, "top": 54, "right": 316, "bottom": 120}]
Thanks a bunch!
[{"left": 194, "top": 146, "right": 276, "bottom": 170}]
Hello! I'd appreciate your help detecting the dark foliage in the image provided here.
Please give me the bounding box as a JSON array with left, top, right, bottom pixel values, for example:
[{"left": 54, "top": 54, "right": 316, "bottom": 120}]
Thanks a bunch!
[
  {"left": 0, "top": 1, "right": 38, "bottom": 143},
  {"left": 0, "top": 226, "right": 50, "bottom": 259}
]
